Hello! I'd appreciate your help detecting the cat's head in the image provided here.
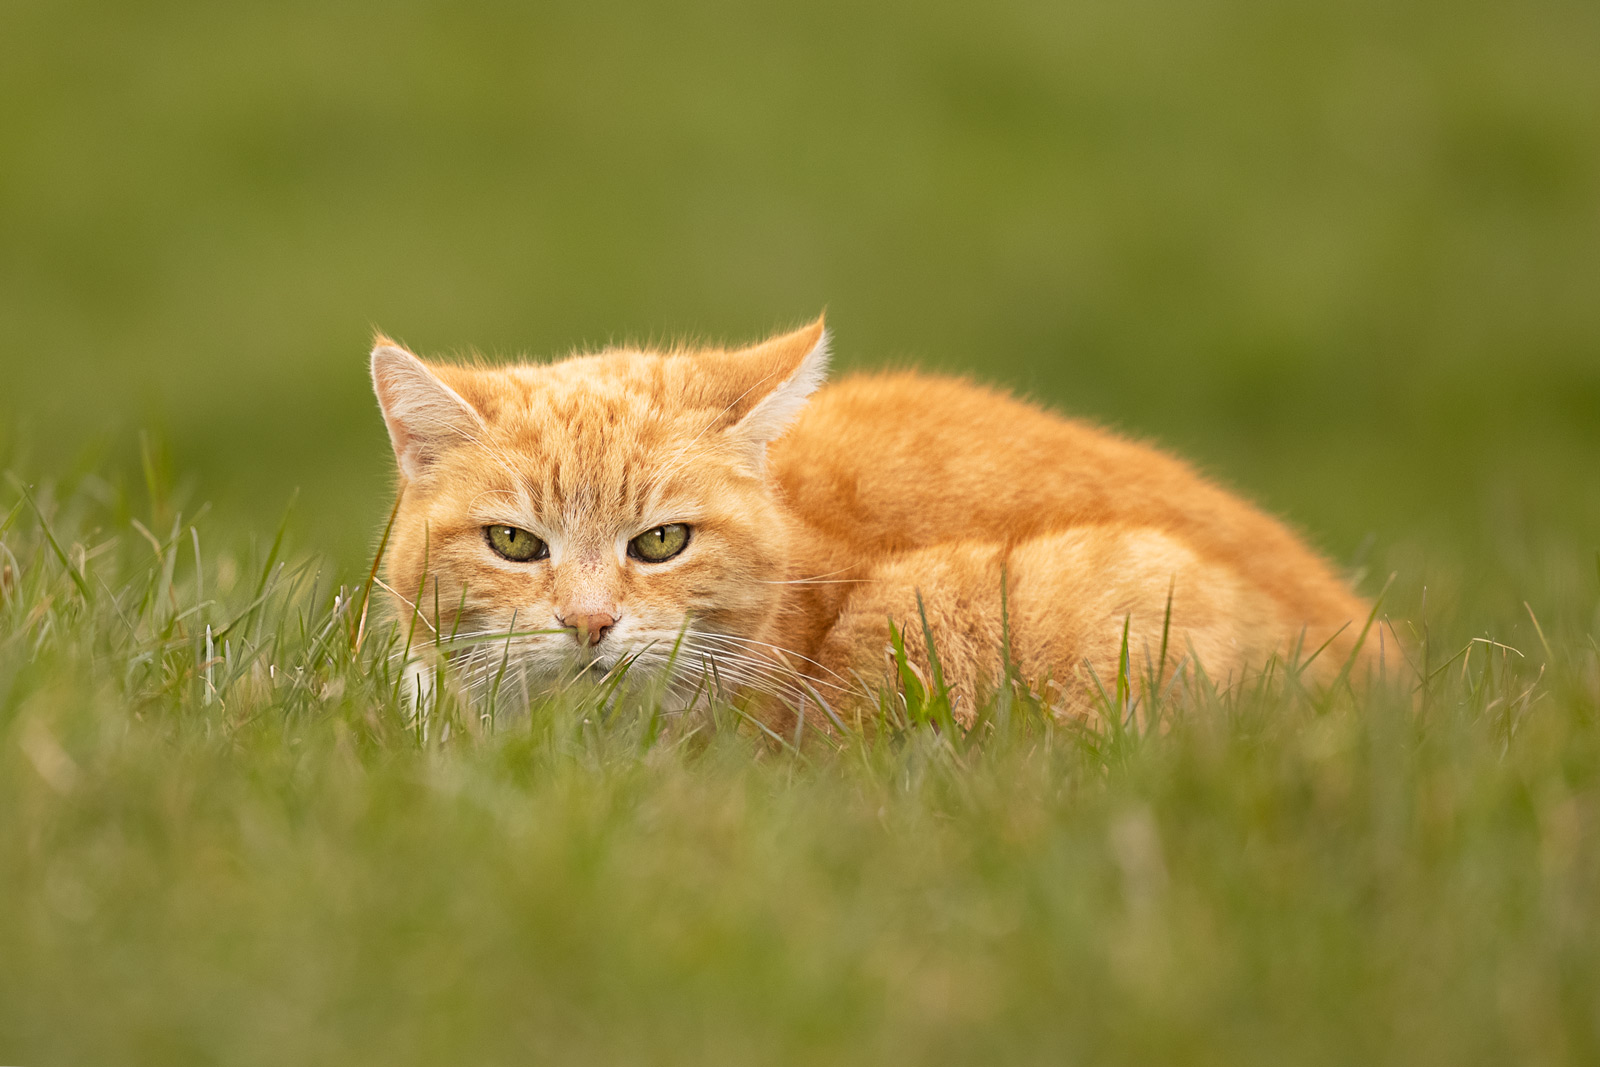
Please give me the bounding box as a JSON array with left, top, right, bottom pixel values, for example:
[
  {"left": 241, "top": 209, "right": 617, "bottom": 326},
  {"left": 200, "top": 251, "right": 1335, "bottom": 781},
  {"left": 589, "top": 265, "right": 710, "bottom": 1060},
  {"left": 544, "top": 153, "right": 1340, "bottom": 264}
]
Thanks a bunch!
[{"left": 370, "top": 317, "right": 827, "bottom": 694}]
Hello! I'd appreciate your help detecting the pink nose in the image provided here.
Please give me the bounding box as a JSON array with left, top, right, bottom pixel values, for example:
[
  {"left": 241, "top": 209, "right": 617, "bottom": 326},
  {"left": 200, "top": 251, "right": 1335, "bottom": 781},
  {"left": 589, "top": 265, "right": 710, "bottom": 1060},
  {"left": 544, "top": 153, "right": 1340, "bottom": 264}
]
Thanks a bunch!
[{"left": 559, "top": 611, "right": 617, "bottom": 647}]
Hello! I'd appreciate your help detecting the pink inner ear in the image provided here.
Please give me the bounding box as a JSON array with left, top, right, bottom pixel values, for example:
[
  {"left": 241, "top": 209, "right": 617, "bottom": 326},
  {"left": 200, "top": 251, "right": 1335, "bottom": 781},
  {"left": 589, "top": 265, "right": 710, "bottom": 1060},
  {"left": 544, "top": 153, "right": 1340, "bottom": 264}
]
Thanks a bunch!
[
  {"left": 722, "top": 324, "right": 830, "bottom": 468},
  {"left": 370, "top": 344, "right": 483, "bottom": 479},
  {"left": 683, "top": 318, "right": 828, "bottom": 428}
]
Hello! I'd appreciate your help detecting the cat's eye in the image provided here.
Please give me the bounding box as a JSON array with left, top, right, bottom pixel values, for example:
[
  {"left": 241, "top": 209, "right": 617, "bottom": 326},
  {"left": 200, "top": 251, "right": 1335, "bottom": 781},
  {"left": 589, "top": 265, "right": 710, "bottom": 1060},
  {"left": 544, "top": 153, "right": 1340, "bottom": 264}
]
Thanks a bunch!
[
  {"left": 485, "top": 525, "right": 548, "bottom": 562},
  {"left": 628, "top": 523, "right": 691, "bottom": 563}
]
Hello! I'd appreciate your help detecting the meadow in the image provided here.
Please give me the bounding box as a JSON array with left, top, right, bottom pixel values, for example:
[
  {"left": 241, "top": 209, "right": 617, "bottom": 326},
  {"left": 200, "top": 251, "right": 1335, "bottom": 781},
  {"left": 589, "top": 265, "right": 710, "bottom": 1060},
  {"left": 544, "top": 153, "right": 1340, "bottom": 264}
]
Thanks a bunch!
[{"left": 2, "top": 0, "right": 1599, "bottom": 1061}]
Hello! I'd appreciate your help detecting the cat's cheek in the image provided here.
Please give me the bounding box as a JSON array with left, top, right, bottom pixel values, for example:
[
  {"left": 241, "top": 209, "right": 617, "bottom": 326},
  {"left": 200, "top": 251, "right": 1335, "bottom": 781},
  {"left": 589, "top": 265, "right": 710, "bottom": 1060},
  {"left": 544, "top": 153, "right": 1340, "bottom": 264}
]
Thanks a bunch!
[
  {"left": 641, "top": 558, "right": 753, "bottom": 626},
  {"left": 475, "top": 565, "right": 557, "bottom": 618}
]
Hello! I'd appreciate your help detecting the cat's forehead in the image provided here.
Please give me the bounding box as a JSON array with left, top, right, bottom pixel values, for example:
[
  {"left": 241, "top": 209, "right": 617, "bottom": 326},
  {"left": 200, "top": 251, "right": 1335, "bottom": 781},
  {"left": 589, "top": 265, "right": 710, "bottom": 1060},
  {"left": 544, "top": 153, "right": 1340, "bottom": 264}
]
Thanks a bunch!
[
  {"left": 445, "top": 349, "right": 712, "bottom": 435},
  {"left": 429, "top": 351, "right": 732, "bottom": 513}
]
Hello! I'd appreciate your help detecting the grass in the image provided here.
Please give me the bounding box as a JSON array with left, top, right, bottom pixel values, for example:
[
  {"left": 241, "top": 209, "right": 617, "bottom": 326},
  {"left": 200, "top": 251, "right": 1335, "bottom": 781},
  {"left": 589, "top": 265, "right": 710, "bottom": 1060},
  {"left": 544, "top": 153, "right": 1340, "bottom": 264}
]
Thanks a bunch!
[
  {"left": 3, "top": 0, "right": 1596, "bottom": 1059},
  {"left": 3, "top": 471, "right": 1598, "bottom": 1065}
]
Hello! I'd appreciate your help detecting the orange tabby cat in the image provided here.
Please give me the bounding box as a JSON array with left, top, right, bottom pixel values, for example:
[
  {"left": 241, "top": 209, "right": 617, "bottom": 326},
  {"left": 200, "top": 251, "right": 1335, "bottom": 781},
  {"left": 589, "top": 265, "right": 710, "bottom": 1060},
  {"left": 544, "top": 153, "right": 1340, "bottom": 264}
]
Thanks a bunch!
[{"left": 371, "top": 316, "right": 1383, "bottom": 725}]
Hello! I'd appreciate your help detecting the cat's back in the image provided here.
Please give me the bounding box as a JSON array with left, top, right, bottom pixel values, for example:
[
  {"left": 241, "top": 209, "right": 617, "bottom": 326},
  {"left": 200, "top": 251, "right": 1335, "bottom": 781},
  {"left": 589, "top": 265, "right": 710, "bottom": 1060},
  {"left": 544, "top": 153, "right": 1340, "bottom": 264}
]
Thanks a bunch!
[
  {"left": 768, "top": 370, "right": 1361, "bottom": 622},
  {"left": 772, "top": 370, "right": 1233, "bottom": 547}
]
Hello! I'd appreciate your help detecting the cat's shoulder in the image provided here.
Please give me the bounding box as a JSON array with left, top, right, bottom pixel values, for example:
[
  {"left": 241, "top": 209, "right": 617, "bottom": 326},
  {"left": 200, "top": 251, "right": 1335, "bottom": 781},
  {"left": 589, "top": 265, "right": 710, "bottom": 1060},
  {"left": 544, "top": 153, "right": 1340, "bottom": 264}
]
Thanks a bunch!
[
  {"left": 784, "top": 367, "right": 1121, "bottom": 454},
  {"left": 809, "top": 367, "right": 1031, "bottom": 411}
]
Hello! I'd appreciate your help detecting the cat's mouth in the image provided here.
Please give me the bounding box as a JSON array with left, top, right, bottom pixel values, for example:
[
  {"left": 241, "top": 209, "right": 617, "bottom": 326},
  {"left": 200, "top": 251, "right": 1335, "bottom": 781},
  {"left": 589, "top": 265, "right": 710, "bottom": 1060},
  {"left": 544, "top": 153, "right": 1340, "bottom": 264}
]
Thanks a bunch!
[
  {"left": 575, "top": 647, "right": 660, "bottom": 684},
  {"left": 576, "top": 652, "right": 627, "bottom": 681}
]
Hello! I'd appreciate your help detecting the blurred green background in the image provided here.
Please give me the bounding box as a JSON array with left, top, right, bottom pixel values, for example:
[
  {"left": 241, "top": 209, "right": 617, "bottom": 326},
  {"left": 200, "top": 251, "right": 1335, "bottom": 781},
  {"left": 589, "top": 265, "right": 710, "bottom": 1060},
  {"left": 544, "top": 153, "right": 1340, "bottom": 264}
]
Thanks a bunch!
[{"left": 2, "top": 0, "right": 1597, "bottom": 630}]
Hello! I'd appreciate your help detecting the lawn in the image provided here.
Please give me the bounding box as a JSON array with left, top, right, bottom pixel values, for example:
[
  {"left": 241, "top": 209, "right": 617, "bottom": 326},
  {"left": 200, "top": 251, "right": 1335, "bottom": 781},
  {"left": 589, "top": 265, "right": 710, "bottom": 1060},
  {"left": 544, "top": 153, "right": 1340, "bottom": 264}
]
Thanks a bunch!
[{"left": 1, "top": 471, "right": 1597, "bottom": 1065}]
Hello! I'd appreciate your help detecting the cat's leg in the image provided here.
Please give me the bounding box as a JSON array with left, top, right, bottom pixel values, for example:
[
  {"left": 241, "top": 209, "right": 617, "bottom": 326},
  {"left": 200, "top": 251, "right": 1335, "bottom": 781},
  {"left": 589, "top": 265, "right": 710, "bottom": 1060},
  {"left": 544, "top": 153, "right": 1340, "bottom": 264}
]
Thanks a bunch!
[
  {"left": 813, "top": 525, "right": 1296, "bottom": 726},
  {"left": 811, "top": 541, "right": 1006, "bottom": 726}
]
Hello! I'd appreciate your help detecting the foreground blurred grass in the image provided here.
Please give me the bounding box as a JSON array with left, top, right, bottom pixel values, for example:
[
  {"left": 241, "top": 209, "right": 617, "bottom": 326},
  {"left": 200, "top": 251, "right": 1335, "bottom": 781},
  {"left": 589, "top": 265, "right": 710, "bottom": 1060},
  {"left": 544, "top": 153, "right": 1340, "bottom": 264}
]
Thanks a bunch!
[{"left": 3, "top": 470, "right": 1598, "bottom": 1065}]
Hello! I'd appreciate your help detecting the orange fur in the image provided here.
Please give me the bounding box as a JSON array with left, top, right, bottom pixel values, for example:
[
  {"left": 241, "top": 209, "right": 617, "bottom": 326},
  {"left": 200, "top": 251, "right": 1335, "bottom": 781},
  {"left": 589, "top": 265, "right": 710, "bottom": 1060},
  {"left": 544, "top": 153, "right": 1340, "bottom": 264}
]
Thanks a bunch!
[{"left": 371, "top": 317, "right": 1380, "bottom": 725}]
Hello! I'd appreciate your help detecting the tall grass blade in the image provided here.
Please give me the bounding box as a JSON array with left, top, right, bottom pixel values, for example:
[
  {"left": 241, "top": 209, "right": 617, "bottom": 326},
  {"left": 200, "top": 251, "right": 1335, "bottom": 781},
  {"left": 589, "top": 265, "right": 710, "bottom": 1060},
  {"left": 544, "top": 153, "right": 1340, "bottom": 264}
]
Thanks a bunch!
[{"left": 8, "top": 476, "right": 93, "bottom": 604}]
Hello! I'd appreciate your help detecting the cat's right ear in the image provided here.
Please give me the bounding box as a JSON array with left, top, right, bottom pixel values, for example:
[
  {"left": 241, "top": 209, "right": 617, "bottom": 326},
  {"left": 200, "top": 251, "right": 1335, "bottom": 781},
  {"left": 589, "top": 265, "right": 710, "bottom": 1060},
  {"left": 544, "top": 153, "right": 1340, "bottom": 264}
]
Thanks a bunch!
[
  {"left": 370, "top": 336, "right": 483, "bottom": 481},
  {"left": 720, "top": 316, "right": 830, "bottom": 474}
]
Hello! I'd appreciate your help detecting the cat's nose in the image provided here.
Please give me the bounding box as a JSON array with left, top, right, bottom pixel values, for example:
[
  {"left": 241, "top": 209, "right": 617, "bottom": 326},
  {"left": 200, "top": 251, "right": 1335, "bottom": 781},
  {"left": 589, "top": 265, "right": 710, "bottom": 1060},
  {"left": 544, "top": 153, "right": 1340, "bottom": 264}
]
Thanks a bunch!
[{"left": 558, "top": 611, "right": 617, "bottom": 647}]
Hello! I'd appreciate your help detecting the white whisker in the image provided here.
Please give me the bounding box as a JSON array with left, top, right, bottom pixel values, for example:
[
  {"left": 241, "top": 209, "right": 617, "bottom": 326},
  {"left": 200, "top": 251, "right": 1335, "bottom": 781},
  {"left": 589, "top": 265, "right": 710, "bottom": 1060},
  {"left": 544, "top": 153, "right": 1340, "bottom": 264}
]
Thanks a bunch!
[
  {"left": 373, "top": 577, "right": 439, "bottom": 634},
  {"left": 758, "top": 577, "right": 870, "bottom": 586},
  {"left": 683, "top": 629, "right": 852, "bottom": 685}
]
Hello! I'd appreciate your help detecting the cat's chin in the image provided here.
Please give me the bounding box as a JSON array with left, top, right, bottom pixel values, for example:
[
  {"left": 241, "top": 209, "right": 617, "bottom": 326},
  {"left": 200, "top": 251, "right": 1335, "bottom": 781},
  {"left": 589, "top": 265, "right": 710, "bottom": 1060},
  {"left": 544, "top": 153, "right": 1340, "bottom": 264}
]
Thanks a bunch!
[{"left": 565, "top": 652, "right": 647, "bottom": 685}]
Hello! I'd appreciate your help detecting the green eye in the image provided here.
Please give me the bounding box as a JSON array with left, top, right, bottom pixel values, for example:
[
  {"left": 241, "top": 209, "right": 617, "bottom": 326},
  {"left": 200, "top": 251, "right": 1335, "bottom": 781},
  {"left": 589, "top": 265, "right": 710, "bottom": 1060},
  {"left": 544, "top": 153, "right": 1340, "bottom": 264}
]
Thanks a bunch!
[
  {"left": 485, "top": 525, "right": 548, "bottom": 562},
  {"left": 628, "top": 523, "right": 691, "bottom": 563}
]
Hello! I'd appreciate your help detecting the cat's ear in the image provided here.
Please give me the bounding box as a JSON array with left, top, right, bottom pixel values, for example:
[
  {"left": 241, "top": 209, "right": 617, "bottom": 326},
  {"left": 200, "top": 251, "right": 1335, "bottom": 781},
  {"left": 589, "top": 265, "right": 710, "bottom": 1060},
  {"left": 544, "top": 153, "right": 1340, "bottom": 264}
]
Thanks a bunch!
[
  {"left": 370, "top": 336, "right": 483, "bottom": 481},
  {"left": 723, "top": 316, "right": 830, "bottom": 472}
]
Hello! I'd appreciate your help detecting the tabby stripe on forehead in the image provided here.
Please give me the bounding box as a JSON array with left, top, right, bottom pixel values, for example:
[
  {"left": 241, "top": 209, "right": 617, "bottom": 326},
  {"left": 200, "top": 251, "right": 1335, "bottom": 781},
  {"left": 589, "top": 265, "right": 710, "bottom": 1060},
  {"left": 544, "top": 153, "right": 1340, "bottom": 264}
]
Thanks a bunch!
[{"left": 511, "top": 472, "right": 542, "bottom": 516}]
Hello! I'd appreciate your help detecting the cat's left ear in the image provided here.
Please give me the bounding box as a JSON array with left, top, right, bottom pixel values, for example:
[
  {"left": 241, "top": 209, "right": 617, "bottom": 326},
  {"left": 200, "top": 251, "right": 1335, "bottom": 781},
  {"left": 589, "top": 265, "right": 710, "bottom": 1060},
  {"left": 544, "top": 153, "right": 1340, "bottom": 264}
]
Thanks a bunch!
[{"left": 724, "top": 315, "right": 830, "bottom": 472}]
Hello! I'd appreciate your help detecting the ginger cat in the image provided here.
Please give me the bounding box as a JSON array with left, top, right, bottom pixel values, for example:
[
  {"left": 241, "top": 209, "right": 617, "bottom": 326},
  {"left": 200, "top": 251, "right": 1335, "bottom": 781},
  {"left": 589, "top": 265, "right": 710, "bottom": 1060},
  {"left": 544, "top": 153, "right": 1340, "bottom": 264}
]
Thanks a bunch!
[{"left": 371, "top": 316, "right": 1380, "bottom": 725}]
